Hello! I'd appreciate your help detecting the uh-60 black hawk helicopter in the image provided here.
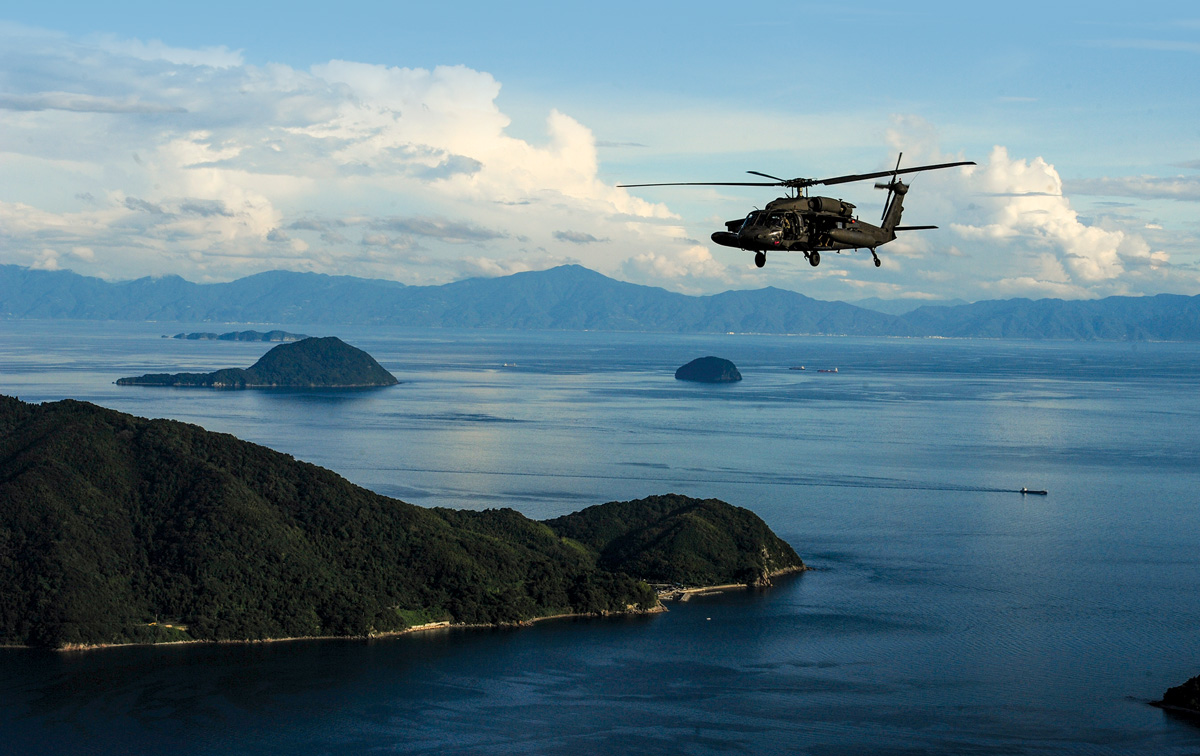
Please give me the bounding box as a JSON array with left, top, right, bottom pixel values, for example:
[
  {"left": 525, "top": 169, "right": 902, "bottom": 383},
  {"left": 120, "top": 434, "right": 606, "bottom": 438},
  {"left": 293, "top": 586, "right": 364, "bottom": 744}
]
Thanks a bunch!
[{"left": 619, "top": 154, "right": 975, "bottom": 269}]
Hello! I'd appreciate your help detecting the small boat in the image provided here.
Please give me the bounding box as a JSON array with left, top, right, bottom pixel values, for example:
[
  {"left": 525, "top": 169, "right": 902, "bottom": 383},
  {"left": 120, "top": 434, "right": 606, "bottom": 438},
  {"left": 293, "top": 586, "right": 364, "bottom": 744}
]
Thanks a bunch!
[
  {"left": 1020, "top": 487, "right": 1048, "bottom": 495},
  {"left": 817, "top": 368, "right": 838, "bottom": 373},
  {"left": 789, "top": 366, "right": 806, "bottom": 370}
]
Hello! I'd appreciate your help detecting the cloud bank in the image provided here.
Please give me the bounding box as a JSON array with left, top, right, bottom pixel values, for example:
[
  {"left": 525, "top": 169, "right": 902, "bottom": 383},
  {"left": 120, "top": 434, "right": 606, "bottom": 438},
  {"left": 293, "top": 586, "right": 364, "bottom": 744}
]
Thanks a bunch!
[{"left": 0, "top": 26, "right": 1192, "bottom": 300}]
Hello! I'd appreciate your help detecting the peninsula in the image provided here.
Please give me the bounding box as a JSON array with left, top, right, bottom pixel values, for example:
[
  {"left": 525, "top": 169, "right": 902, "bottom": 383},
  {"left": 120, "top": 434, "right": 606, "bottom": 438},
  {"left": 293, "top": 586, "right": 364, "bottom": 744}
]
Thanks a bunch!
[
  {"left": 0, "top": 395, "right": 805, "bottom": 649},
  {"left": 117, "top": 336, "right": 398, "bottom": 388}
]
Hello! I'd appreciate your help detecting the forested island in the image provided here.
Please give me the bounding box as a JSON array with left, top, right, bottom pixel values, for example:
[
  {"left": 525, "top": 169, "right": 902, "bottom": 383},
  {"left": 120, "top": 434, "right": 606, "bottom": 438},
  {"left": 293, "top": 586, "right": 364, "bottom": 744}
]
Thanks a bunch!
[
  {"left": 675, "top": 356, "right": 742, "bottom": 383},
  {"left": 0, "top": 395, "right": 804, "bottom": 649},
  {"left": 117, "top": 336, "right": 398, "bottom": 388}
]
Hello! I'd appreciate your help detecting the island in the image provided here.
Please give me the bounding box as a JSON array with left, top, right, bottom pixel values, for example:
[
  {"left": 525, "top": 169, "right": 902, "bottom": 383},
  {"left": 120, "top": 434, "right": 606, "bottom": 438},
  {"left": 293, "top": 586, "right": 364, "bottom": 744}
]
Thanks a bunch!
[
  {"left": 170, "top": 330, "right": 309, "bottom": 342},
  {"left": 1154, "top": 675, "right": 1200, "bottom": 715},
  {"left": 117, "top": 336, "right": 399, "bottom": 388},
  {"left": 675, "top": 356, "right": 742, "bottom": 383},
  {"left": 0, "top": 395, "right": 805, "bottom": 649}
]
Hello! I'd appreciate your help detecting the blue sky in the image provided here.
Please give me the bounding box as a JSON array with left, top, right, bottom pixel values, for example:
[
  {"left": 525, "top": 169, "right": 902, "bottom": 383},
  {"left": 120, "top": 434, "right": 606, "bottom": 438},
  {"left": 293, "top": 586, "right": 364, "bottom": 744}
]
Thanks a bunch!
[{"left": 0, "top": 1, "right": 1196, "bottom": 302}]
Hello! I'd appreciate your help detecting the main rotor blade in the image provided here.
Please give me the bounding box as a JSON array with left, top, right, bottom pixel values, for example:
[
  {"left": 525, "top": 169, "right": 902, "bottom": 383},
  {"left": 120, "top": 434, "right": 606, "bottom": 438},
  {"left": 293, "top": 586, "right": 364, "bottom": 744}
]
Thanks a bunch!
[
  {"left": 617, "top": 181, "right": 781, "bottom": 188},
  {"left": 618, "top": 159, "right": 976, "bottom": 191},
  {"left": 746, "top": 170, "right": 789, "bottom": 182},
  {"left": 810, "top": 160, "right": 975, "bottom": 188}
]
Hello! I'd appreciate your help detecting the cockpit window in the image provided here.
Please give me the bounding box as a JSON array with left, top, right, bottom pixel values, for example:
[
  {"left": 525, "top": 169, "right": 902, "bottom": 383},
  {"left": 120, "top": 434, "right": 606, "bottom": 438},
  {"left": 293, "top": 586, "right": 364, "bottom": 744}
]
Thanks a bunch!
[{"left": 744, "top": 211, "right": 762, "bottom": 227}]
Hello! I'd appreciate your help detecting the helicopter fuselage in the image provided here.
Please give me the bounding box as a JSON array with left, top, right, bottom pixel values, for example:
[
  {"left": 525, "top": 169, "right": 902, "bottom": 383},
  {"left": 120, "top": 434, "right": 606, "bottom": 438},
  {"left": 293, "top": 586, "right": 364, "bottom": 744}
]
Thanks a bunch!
[{"left": 710, "top": 195, "right": 895, "bottom": 255}]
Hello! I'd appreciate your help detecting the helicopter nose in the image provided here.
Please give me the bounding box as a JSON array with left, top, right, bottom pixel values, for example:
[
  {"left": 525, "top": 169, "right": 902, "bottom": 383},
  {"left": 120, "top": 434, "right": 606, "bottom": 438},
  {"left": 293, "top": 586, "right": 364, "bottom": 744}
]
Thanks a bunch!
[{"left": 711, "top": 231, "right": 739, "bottom": 248}]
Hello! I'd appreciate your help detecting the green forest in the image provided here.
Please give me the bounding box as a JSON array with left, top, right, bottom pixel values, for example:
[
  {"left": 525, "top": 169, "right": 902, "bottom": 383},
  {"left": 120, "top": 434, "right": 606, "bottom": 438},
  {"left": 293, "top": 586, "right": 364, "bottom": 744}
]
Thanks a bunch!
[{"left": 0, "top": 396, "right": 801, "bottom": 648}]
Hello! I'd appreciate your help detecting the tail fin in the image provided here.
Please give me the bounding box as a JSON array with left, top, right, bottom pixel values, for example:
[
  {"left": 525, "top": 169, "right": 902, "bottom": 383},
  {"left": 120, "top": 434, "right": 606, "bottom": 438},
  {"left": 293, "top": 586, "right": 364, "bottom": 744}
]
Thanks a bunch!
[
  {"left": 875, "top": 153, "right": 906, "bottom": 237},
  {"left": 881, "top": 181, "right": 908, "bottom": 235}
]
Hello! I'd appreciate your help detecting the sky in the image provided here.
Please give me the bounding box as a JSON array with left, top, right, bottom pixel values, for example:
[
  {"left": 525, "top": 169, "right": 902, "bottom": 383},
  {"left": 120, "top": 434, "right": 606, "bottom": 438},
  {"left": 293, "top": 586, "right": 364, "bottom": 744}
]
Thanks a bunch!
[{"left": 0, "top": 1, "right": 1197, "bottom": 303}]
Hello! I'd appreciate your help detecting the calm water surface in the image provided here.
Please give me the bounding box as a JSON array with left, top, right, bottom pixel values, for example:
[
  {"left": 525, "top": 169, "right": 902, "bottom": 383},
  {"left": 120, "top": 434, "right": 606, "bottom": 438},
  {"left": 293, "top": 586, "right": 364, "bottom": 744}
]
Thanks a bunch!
[{"left": 2, "top": 321, "right": 1200, "bottom": 754}]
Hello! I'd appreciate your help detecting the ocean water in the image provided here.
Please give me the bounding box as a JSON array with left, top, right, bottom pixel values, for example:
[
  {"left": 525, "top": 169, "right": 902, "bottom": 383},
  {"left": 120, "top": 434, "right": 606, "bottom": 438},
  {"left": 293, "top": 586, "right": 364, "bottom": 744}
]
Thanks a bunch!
[{"left": 2, "top": 320, "right": 1200, "bottom": 754}]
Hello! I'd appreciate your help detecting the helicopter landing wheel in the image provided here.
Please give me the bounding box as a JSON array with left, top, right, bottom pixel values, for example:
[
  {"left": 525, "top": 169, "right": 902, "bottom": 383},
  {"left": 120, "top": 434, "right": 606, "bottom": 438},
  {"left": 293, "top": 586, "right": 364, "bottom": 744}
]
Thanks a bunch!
[
  {"left": 873, "top": 255, "right": 881, "bottom": 268},
  {"left": 809, "top": 251, "right": 820, "bottom": 267},
  {"left": 754, "top": 252, "right": 766, "bottom": 268}
]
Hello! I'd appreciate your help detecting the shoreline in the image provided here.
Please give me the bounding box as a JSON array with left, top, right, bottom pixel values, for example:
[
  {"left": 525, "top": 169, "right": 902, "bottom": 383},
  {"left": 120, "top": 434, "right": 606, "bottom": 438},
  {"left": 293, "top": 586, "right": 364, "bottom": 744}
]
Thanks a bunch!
[
  {"left": 655, "top": 565, "right": 808, "bottom": 602},
  {"left": 19, "top": 570, "right": 806, "bottom": 653},
  {"left": 35, "top": 605, "right": 670, "bottom": 653}
]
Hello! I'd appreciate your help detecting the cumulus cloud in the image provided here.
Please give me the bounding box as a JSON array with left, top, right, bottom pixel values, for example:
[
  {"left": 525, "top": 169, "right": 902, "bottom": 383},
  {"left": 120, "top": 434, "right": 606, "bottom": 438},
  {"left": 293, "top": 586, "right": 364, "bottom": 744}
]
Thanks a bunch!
[
  {"left": 1, "top": 26, "right": 1192, "bottom": 299},
  {"left": 873, "top": 118, "right": 1188, "bottom": 299},
  {"left": 0, "top": 29, "right": 678, "bottom": 284},
  {"left": 620, "top": 245, "right": 735, "bottom": 293},
  {"left": 948, "top": 146, "right": 1162, "bottom": 285},
  {"left": 30, "top": 248, "right": 59, "bottom": 270}
]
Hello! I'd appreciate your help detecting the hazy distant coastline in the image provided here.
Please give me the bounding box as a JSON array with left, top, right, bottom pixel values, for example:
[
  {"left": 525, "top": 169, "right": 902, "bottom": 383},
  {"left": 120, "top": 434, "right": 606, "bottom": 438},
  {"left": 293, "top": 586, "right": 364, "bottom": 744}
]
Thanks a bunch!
[
  {"left": 171, "top": 330, "right": 308, "bottom": 342},
  {"left": 3, "top": 263, "right": 1198, "bottom": 340}
]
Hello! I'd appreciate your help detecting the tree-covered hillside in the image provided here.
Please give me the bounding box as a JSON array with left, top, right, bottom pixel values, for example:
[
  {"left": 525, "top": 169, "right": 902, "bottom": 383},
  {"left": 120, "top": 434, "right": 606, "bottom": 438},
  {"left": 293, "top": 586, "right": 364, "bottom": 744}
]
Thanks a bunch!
[
  {"left": 0, "top": 397, "right": 800, "bottom": 648},
  {"left": 546, "top": 494, "right": 804, "bottom": 586}
]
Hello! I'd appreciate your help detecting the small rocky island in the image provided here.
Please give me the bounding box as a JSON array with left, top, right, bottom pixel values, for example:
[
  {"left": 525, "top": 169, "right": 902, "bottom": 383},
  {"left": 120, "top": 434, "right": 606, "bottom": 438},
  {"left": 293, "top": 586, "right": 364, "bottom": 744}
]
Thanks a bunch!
[
  {"left": 675, "top": 356, "right": 742, "bottom": 383},
  {"left": 117, "top": 336, "right": 398, "bottom": 388},
  {"left": 170, "top": 330, "right": 308, "bottom": 342},
  {"left": 1155, "top": 675, "right": 1200, "bottom": 714},
  {"left": 0, "top": 395, "right": 804, "bottom": 648}
]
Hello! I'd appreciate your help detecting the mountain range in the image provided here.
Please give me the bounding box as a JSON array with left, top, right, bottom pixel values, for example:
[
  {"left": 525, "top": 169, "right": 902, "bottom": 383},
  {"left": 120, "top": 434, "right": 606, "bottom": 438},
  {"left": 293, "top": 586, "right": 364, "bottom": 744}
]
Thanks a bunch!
[{"left": 3, "top": 263, "right": 1199, "bottom": 340}]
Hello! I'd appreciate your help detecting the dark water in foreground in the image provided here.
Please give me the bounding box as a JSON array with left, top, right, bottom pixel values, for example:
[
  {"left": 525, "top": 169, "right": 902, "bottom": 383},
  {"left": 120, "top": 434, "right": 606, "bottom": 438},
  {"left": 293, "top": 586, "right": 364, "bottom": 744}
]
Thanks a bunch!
[{"left": 3, "top": 321, "right": 1200, "bottom": 754}]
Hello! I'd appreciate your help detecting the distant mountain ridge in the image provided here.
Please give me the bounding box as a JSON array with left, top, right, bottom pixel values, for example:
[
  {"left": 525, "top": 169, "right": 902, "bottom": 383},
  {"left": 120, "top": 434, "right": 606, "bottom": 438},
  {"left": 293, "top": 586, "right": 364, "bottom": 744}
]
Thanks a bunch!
[{"left": 2, "top": 263, "right": 1198, "bottom": 340}]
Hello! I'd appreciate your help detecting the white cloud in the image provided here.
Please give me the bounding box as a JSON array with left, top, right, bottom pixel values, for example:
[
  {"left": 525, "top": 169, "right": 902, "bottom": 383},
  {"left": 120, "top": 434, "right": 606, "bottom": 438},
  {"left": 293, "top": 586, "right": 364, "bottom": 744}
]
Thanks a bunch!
[
  {"left": 871, "top": 119, "right": 1191, "bottom": 299},
  {"left": 948, "top": 146, "right": 1163, "bottom": 285},
  {"left": 620, "top": 245, "right": 737, "bottom": 293},
  {"left": 0, "top": 31, "right": 682, "bottom": 285},
  {"left": 0, "top": 26, "right": 1195, "bottom": 300},
  {"left": 30, "top": 248, "right": 59, "bottom": 270},
  {"left": 93, "top": 34, "right": 244, "bottom": 68}
]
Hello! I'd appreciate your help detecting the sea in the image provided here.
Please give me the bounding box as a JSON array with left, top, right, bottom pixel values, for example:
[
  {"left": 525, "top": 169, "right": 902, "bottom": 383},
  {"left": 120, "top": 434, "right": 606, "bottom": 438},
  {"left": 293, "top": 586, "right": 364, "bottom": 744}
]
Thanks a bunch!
[{"left": 2, "top": 320, "right": 1200, "bottom": 755}]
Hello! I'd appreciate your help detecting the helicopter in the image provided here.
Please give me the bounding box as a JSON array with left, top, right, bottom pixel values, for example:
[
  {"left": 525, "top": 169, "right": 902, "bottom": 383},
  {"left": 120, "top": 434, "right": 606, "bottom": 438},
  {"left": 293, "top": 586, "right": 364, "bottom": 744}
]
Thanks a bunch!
[{"left": 619, "top": 154, "right": 975, "bottom": 269}]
